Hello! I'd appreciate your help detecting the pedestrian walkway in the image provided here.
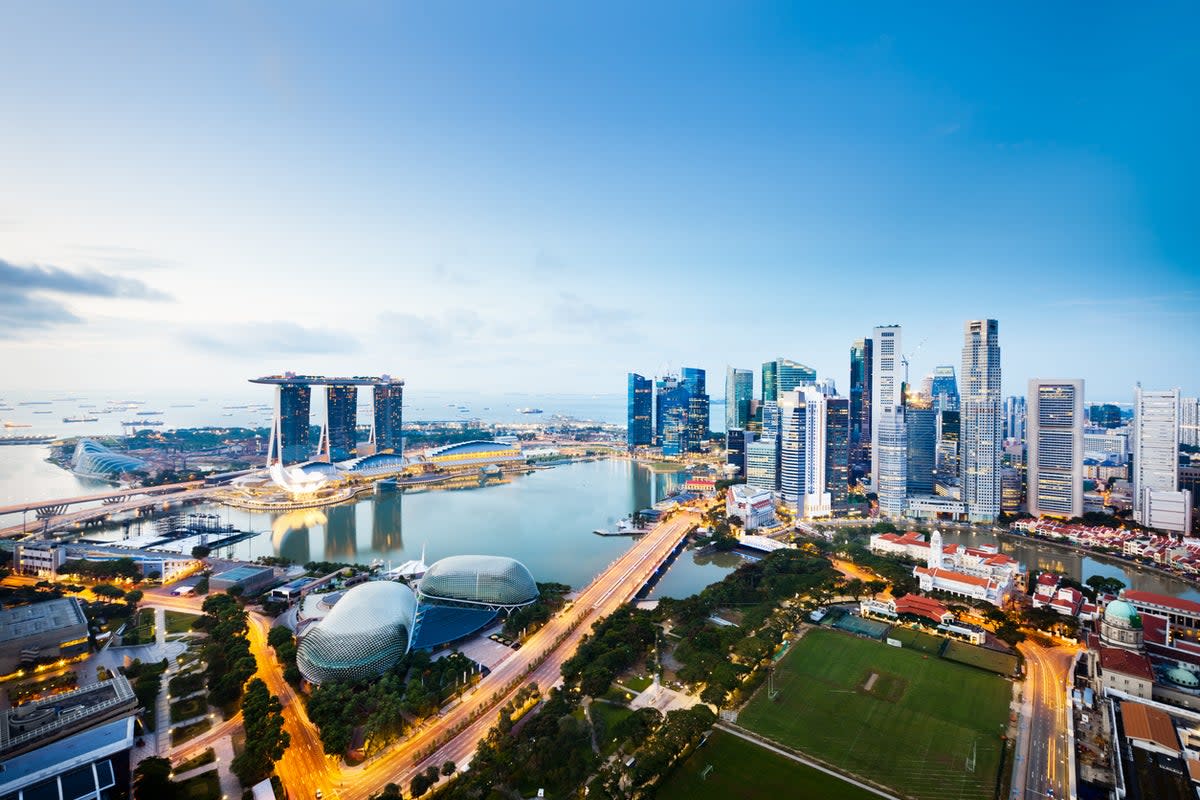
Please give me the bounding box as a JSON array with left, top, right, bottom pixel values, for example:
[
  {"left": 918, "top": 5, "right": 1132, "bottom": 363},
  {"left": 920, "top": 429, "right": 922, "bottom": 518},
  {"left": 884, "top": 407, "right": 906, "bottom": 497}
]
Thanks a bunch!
[{"left": 170, "top": 735, "right": 239, "bottom": 799}]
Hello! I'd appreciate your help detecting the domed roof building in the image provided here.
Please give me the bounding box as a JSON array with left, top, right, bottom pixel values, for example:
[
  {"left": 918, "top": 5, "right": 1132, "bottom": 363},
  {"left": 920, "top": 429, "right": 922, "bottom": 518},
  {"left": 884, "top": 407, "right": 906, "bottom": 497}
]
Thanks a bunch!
[
  {"left": 1100, "top": 599, "right": 1144, "bottom": 650},
  {"left": 296, "top": 581, "right": 417, "bottom": 684},
  {"left": 409, "top": 555, "right": 539, "bottom": 651},
  {"left": 1165, "top": 666, "right": 1200, "bottom": 690}
]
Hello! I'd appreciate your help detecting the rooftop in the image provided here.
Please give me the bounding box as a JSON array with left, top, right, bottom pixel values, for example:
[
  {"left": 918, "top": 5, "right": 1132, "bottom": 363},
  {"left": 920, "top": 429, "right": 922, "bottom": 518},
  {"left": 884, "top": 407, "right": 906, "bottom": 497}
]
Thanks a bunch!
[
  {"left": 914, "top": 565, "right": 991, "bottom": 589},
  {"left": 212, "top": 565, "right": 274, "bottom": 582},
  {"left": 0, "top": 716, "right": 134, "bottom": 793},
  {"left": 1123, "top": 590, "right": 1200, "bottom": 617},
  {"left": 0, "top": 598, "right": 87, "bottom": 645},
  {"left": 1121, "top": 700, "right": 1180, "bottom": 754},
  {"left": 1100, "top": 646, "right": 1155, "bottom": 682},
  {"left": 250, "top": 374, "right": 403, "bottom": 386}
]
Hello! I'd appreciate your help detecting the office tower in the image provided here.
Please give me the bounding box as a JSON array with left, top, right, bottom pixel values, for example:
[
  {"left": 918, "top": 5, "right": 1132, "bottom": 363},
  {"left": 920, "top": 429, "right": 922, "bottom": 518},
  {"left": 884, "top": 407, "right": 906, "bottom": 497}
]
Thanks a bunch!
[
  {"left": 825, "top": 397, "right": 850, "bottom": 515},
  {"left": 850, "top": 338, "right": 873, "bottom": 481},
  {"left": 961, "top": 319, "right": 1002, "bottom": 523},
  {"left": 930, "top": 366, "right": 959, "bottom": 412},
  {"left": 778, "top": 389, "right": 830, "bottom": 517},
  {"left": 746, "top": 439, "right": 778, "bottom": 492},
  {"left": 1004, "top": 395, "right": 1027, "bottom": 444},
  {"left": 1090, "top": 403, "right": 1123, "bottom": 428},
  {"left": 747, "top": 399, "right": 763, "bottom": 434},
  {"left": 273, "top": 383, "right": 312, "bottom": 464},
  {"left": 760, "top": 400, "right": 782, "bottom": 489},
  {"left": 777, "top": 358, "right": 817, "bottom": 393},
  {"left": 626, "top": 373, "right": 653, "bottom": 449},
  {"left": 1181, "top": 397, "right": 1200, "bottom": 448},
  {"left": 725, "top": 367, "right": 754, "bottom": 432},
  {"left": 871, "top": 325, "right": 907, "bottom": 516},
  {"left": 1084, "top": 429, "right": 1130, "bottom": 462},
  {"left": 372, "top": 377, "right": 405, "bottom": 455},
  {"left": 681, "top": 367, "right": 709, "bottom": 451},
  {"left": 1001, "top": 466, "right": 1023, "bottom": 514},
  {"left": 936, "top": 409, "right": 961, "bottom": 486},
  {"left": 321, "top": 385, "right": 359, "bottom": 461},
  {"left": 1133, "top": 387, "right": 1181, "bottom": 524},
  {"left": 762, "top": 361, "right": 778, "bottom": 404},
  {"left": 656, "top": 377, "right": 689, "bottom": 456},
  {"left": 815, "top": 377, "right": 837, "bottom": 396},
  {"left": 1027, "top": 379, "right": 1084, "bottom": 519},
  {"left": 906, "top": 404, "right": 936, "bottom": 496},
  {"left": 726, "top": 428, "right": 754, "bottom": 480}
]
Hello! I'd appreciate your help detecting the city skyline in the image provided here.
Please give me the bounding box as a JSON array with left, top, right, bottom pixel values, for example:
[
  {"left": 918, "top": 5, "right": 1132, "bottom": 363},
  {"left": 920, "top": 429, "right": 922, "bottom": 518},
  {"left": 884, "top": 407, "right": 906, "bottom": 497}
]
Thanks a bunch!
[{"left": 1, "top": 5, "right": 1198, "bottom": 398}]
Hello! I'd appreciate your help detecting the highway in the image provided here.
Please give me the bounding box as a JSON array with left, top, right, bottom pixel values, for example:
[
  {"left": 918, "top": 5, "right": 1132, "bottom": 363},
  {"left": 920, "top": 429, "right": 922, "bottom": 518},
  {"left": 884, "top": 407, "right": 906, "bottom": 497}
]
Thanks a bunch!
[
  {"left": 0, "top": 481, "right": 206, "bottom": 517},
  {"left": 1017, "top": 639, "right": 1077, "bottom": 799},
  {"left": 0, "top": 487, "right": 217, "bottom": 539}
]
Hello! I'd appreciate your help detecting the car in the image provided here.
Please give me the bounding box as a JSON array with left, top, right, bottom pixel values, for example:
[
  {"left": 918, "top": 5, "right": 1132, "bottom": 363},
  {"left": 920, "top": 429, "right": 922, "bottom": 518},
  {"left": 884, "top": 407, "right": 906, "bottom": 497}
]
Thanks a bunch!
[{"left": 316, "top": 791, "right": 323, "bottom": 799}]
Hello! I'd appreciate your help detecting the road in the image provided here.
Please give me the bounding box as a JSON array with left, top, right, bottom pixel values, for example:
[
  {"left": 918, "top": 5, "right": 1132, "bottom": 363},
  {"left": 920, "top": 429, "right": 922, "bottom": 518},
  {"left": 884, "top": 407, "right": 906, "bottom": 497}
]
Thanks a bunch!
[
  {"left": 1017, "top": 639, "right": 1077, "bottom": 800},
  {"left": 0, "top": 480, "right": 205, "bottom": 517},
  {"left": 0, "top": 487, "right": 217, "bottom": 539}
]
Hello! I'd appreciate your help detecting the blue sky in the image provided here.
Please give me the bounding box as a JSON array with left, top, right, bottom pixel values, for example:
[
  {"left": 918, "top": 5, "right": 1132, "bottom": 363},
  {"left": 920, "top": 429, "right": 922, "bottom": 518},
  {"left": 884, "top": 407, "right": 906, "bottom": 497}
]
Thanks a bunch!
[{"left": 1, "top": 2, "right": 1196, "bottom": 402}]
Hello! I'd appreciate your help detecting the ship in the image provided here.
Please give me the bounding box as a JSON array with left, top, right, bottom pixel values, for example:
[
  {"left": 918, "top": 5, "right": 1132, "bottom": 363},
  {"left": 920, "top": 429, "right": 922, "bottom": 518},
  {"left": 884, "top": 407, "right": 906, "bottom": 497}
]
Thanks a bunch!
[
  {"left": 0, "top": 434, "right": 55, "bottom": 445},
  {"left": 136, "top": 410, "right": 164, "bottom": 416},
  {"left": 18, "top": 401, "right": 52, "bottom": 406},
  {"left": 4, "top": 421, "right": 32, "bottom": 428},
  {"left": 516, "top": 407, "right": 544, "bottom": 414},
  {"left": 122, "top": 419, "right": 164, "bottom": 427},
  {"left": 63, "top": 415, "right": 99, "bottom": 423}
]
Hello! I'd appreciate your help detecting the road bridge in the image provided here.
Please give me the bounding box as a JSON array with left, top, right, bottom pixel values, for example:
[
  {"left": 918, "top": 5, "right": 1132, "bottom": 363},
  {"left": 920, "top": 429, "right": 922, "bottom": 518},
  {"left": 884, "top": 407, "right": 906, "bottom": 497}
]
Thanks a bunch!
[{"left": 0, "top": 481, "right": 205, "bottom": 518}]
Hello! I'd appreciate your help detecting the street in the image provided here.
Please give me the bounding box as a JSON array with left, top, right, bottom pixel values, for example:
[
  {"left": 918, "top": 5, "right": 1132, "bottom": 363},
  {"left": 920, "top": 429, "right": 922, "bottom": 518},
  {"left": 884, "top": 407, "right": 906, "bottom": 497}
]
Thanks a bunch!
[{"left": 1016, "top": 639, "right": 1077, "bottom": 800}]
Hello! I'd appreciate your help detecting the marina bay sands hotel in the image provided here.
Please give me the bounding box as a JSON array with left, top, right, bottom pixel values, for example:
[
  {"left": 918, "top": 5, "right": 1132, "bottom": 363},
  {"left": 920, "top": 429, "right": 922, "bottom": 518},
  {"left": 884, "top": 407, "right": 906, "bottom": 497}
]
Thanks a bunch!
[{"left": 251, "top": 373, "right": 404, "bottom": 465}]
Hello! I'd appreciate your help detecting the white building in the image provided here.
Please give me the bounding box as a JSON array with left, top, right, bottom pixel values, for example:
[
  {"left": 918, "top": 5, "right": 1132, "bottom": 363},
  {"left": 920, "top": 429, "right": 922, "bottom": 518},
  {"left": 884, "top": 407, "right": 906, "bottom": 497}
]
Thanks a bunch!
[
  {"left": 1084, "top": 428, "right": 1130, "bottom": 462},
  {"left": 1133, "top": 386, "right": 1181, "bottom": 528},
  {"left": 12, "top": 543, "right": 67, "bottom": 577},
  {"left": 1181, "top": 396, "right": 1200, "bottom": 448},
  {"left": 871, "top": 325, "right": 907, "bottom": 517},
  {"left": 726, "top": 484, "right": 776, "bottom": 531},
  {"left": 1143, "top": 489, "right": 1194, "bottom": 535},
  {"left": 745, "top": 438, "right": 778, "bottom": 493},
  {"left": 961, "top": 319, "right": 1002, "bottom": 523},
  {"left": 778, "top": 388, "right": 831, "bottom": 518},
  {"left": 869, "top": 530, "right": 1024, "bottom": 593},
  {"left": 1027, "top": 379, "right": 1084, "bottom": 519}
]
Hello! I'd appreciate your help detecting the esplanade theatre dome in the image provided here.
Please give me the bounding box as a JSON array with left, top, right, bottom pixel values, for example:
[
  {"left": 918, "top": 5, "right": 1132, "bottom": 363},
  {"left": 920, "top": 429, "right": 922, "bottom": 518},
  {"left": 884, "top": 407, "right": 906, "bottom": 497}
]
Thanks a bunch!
[
  {"left": 1100, "top": 599, "right": 1144, "bottom": 650},
  {"left": 296, "top": 581, "right": 416, "bottom": 684},
  {"left": 418, "top": 555, "right": 538, "bottom": 608}
]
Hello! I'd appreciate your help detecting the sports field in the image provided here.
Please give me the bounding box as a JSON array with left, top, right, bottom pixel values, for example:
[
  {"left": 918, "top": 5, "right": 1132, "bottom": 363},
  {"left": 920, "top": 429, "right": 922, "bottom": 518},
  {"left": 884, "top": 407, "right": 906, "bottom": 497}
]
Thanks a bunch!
[
  {"left": 886, "top": 626, "right": 946, "bottom": 655},
  {"left": 943, "top": 640, "right": 1019, "bottom": 675},
  {"left": 739, "top": 628, "right": 1011, "bottom": 800},
  {"left": 656, "top": 730, "right": 880, "bottom": 800}
]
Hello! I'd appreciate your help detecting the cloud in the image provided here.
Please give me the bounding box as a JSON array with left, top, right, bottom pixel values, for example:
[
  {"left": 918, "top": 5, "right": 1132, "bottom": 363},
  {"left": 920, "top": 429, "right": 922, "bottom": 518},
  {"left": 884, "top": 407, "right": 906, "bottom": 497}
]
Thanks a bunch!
[
  {"left": 185, "top": 321, "right": 361, "bottom": 356},
  {"left": 0, "top": 258, "right": 171, "bottom": 300},
  {"left": 67, "top": 244, "right": 175, "bottom": 272},
  {"left": 377, "top": 308, "right": 487, "bottom": 350},
  {"left": 0, "top": 257, "right": 171, "bottom": 337},
  {"left": 551, "top": 292, "right": 637, "bottom": 330}
]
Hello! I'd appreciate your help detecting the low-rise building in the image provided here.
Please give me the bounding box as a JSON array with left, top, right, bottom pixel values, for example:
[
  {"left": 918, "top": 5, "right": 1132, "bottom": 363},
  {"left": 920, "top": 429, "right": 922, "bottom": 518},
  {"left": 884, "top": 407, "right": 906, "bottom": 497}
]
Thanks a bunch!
[
  {"left": 1099, "top": 646, "right": 1154, "bottom": 700},
  {"left": 726, "top": 484, "right": 776, "bottom": 531},
  {"left": 870, "top": 530, "right": 1024, "bottom": 603},
  {"left": 210, "top": 564, "right": 277, "bottom": 595},
  {"left": 0, "top": 598, "right": 90, "bottom": 675}
]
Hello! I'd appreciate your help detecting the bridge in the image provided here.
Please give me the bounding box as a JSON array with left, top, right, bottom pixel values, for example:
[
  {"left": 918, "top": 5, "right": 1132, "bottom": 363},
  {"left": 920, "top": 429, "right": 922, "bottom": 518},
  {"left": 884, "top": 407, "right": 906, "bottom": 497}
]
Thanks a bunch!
[
  {"left": 0, "top": 481, "right": 205, "bottom": 518},
  {"left": 0, "top": 484, "right": 216, "bottom": 539}
]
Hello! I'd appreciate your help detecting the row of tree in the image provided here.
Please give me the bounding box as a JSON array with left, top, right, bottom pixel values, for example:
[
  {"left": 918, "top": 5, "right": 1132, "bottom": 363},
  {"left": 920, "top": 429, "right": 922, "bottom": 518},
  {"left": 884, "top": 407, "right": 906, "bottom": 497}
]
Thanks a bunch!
[
  {"left": 194, "top": 593, "right": 255, "bottom": 709},
  {"left": 230, "top": 678, "right": 290, "bottom": 786}
]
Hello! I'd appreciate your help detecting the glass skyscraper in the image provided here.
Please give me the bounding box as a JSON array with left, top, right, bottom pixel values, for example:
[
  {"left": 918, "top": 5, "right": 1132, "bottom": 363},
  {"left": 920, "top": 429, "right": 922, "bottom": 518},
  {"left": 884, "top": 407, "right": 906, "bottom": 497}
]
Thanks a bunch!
[
  {"left": 725, "top": 367, "right": 753, "bottom": 432},
  {"left": 929, "top": 365, "right": 959, "bottom": 412},
  {"left": 850, "top": 338, "right": 872, "bottom": 482},
  {"left": 776, "top": 358, "right": 817, "bottom": 393},
  {"left": 681, "top": 367, "right": 709, "bottom": 452},
  {"left": 961, "top": 319, "right": 1002, "bottom": 522},
  {"left": 372, "top": 378, "right": 405, "bottom": 455},
  {"left": 626, "top": 373, "right": 653, "bottom": 449},
  {"left": 656, "top": 377, "right": 689, "bottom": 456},
  {"left": 726, "top": 428, "right": 754, "bottom": 480},
  {"left": 277, "top": 384, "right": 312, "bottom": 465},
  {"left": 872, "top": 325, "right": 907, "bottom": 517},
  {"left": 906, "top": 405, "right": 937, "bottom": 496},
  {"left": 325, "top": 385, "right": 359, "bottom": 461},
  {"left": 825, "top": 397, "right": 850, "bottom": 515},
  {"left": 762, "top": 360, "right": 778, "bottom": 403}
]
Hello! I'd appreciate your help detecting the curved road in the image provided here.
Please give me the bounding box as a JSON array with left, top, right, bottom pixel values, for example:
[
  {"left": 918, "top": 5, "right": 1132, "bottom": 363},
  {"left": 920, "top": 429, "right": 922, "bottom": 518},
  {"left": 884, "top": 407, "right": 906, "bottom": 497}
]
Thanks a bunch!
[{"left": 1017, "top": 640, "right": 1076, "bottom": 800}]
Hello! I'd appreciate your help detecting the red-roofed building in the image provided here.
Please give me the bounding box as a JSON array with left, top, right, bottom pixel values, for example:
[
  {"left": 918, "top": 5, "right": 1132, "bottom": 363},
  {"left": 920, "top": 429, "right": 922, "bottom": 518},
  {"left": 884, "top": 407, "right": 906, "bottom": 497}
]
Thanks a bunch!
[
  {"left": 1123, "top": 590, "right": 1200, "bottom": 633},
  {"left": 1098, "top": 646, "right": 1154, "bottom": 699},
  {"left": 893, "top": 594, "right": 953, "bottom": 625},
  {"left": 914, "top": 565, "right": 1010, "bottom": 606}
]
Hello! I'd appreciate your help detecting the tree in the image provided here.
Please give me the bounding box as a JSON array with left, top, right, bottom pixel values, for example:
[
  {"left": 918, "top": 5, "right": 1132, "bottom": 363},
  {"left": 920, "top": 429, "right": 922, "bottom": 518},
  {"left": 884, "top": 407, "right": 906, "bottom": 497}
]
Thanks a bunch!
[
  {"left": 92, "top": 584, "right": 125, "bottom": 599},
  {"left": 843, "top": 578, "right": 866, "bottom": 601},
  {"left": 441, "top": 760, "right": 456, "bottom": 777},
  {"left": 231, "top": 678, "right": 289, "bottom": 786},
  {"left": 125, "top": 589, "right": 144, "bottom": 607},
  {"left": 133, "top": 756, "right": 174, "bottom": 800},
  {"left": 191, "top": 545, "right": 211, "bottom": 558}
]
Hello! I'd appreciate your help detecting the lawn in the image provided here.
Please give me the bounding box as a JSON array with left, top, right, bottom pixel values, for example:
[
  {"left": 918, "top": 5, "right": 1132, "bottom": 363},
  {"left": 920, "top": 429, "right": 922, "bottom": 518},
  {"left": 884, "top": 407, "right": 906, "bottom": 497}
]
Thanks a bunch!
[
  {"left": 942, "top": 640, "right": 1019, "bottom": 676},
  {"left": 886, "top": 626, "right": 946, "bottom": 655},
  {"left": 171, "top": 718, "right": 212, "bottom": 747},
  {"left": 174, "top": 769, "right": 221, "bottom": 800},
  {"left": 174, "top": 747, "right": 216, "bottom": 773},
  {"left": 165, "top": 610, "right": 201, "bottom": 634},
  {"left": 170, "top": 695, "right": 209, "bottom": 723},
  {"left": 122, "top": 609, "right": 156, "bottom": 645},
  {"left": 657, "top": 730, "right": 879, "bottom": 800},
  {"left": 620, "top": 674, "right": 654, "bottom": 692},
  {"left": 739, "top": 628, "right": 1010, "bottom": 800},
  {"left": 589, "top": 701, "right": 635, "bottom": 756}
]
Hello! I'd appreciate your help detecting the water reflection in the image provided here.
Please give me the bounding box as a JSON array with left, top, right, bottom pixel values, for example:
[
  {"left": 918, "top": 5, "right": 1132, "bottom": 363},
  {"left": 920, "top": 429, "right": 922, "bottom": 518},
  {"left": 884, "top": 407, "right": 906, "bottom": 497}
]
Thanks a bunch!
[
  {"left": 270, "top": 509, "right": 325, "bottom": 565},
  {"left": 324, "top": 504, "right": 357, "bottom": 561},
  {"left": 372, "top": 491, "right": 403, "bottom": 552}
]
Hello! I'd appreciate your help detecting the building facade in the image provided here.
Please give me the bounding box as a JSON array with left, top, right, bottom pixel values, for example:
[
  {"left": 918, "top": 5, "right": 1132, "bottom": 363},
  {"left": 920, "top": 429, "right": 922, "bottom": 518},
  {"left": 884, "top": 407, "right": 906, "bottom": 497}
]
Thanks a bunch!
[
  {"left": 961, "top": 319, "right": 1002, "bottom": 522},
  {"left": 276, "top": 383, "right": 312, "bottom": 464},
  {"left": 656, "top": 376, "right": 688, "bottom": 455},
  {"left": 849, "top": 338, "right": 873, "bottom": 482},
  {"left": 726, "top": 484, "right": 776, "bottom": 530},
  {"left": 681, "top": 367, "right": 709, "bottom": 450},
  {"left": 871, "top": 325, "right": 907, "bottom": 516},
  {"left": 1181, "top": 397, "right": 1200, "bottom": 448},
  {"left": 776, "top": 358, "right": 817, "bottom": 393},
  {"left": 726, "top": 428, "right": 752, "bottom": 480},
  {"left": 1004, "top": 395, "right": 1027, "bottom": 444},
  {"left": 323, "top": 384, "right": 359, "bottom": 461},
  {"left": 778, "top": 389, "right": 831, "bottom": 517},
  {"left": 1027, "top": 379, "right": 1084, "bottom": 519},
  {"left": 745, "top": 438, "right": 779, "bottom": 492},
  {"left": 1133, "top": 386, "right": 1180, "bottom": 526},
  {"left": 372, "top": 377, "right": 405, "bottom": 454},
  {"left": 930, "top": 365, "right": 959, "bottom": 411},
  {"left": 626, "top": 373, "right": 653, "bottom": 449},
  {"left": 825, "top": 397, "right": 850, "bottom": 515},
  {"left": 725, "top": 367, "right": 753, "bottom": 432},
  {"left": 906, "top": 404, "right": 937, "bottom": 496}
]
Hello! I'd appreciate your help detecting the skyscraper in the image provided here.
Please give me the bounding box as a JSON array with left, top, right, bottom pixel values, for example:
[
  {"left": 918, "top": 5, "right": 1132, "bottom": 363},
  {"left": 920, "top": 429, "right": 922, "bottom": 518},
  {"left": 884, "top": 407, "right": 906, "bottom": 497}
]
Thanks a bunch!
[
  {"left": 1181, "top": 397, "right": 1200, "bottom": 448},
  {"left": 656, "top": 376, "right": 689, "bottom": 456},
  {"left": 626, "top": 373, "right": 653, "bottom": 449},
  {"left": 1133, "top": 386, "right": 1180, "bottom": 524},
  {"left": 961, "top": 319, "right": 1002, "bottom": 523},
  {"left": 1004, "top": 395, "right": 1027, "bottom": 444},
  {"left": 761, "top": 360, "right": 778, "bottom": 404},
  {"left": 323, "top": 385, "right": 359, "bottom": 461},
  {"left": 681, "top": 367, "right": 709, "bottom": 451},
  {"left": 725, "top": 367, "right": 754, "bottom": 432},
  {"left": 906, "top": 403, "right": 936, "bottom": 496},
  {"left": 778, "top": 388, "right": 830, "bottom": 517},
  {"left": 372, "top": 377, "right": 405, "bottom": 455},
  {"left": 936, "top": 409, "right": 960, "bottom": 488},
  {"left": 1027, "top": 379, "right": 1084, "bottom": 519},
  {"left": 274, "top": 383, "right": 311, "bottom": 465},
  {"left": 871, "top": 325, "right": 907, "bottom": 516},
  {"left": 929, "top": 366, "right": 959, "bottom": 412},
  {"left": 726, "top": 428, "right": 754, "bottom": 480},
  {"left": 825, "top": 397, "right": 850, "bottom": 515},
  {"left": 746, "top": 438, "right": 778, "bottom": 492},
  {"left": 777, "top": 358, "right": 817, "bottom": 393},
  {"left": 850, "top": 338, "right": 873, "bottom": 482}
]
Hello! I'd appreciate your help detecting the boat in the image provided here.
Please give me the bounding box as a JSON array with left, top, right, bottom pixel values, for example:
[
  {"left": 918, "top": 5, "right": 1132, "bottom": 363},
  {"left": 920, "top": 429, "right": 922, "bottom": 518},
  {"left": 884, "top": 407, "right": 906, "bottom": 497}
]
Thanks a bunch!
[
  {"left": 63, "top": 415, "right": 99, "bottom": 423},
  {"left": 4, "top": 421, "right": 32, "bottom": 428},
  {"left": 33, "top": 410, "right": 52, "bottom": 415},
  {"left": 18, "top": 401, "right": 52, "bottom": 406},
  {"left": 136, "top": 410, "right": 163, "bottom": 416},
  {"left": 516, "top": 407, "right": 544, "bottom": 414},
  {"left": 0, "top": 434, "right": 55, "bottom": 445},
  {"left": 122, "top": 419, "right": 164, "bottom": 427},
  {"left": 169, "top": 404, "right": 196, "bottom": 408}
]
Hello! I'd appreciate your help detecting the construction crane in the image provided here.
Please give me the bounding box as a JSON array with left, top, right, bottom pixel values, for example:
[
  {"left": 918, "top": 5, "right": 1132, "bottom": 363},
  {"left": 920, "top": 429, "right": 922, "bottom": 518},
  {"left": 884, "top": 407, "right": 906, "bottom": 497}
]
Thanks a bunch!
[{"left": 901, "top": 337, "right": 928, "bottom": 387}]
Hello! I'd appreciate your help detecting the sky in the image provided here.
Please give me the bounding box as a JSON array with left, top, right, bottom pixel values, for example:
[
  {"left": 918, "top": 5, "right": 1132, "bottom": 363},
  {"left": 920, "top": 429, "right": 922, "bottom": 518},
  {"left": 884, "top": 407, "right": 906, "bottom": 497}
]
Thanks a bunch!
[{"left": 1, "top": 2, "right": 1197, "bottom": 403}]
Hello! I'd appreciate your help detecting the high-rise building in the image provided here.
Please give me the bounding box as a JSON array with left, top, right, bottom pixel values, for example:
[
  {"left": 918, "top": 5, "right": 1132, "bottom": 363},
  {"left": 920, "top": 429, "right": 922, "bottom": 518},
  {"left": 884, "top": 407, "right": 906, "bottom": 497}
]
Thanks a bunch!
[
  {"left": 726, "top": 428, "right": 754, "bottom": 480},
  {"left": 850, "top": 338, "right": 873, "bottom": 482},
  {"left": 656, "top": 377, "right": 689, "bottom": 456},
  {"left": 1004, "top": 395, "right": 1026, "bottom": 444},
  {"left": 372, "top": 377, "right": 405, "bottom": 455},
  {"left": 778, "top": 389, "right": 830, "bottom": 517},
  {"left": 961, "top": 319, "right": 1002, "bottom": 523},
  {"left": 936, "top": 409, "right": 961, "bottom": 487},
  {"left": 1133, "top": 387, "right": 1180, "bottom": 524},
  {"left": 746, "top": 438, "right": 778, "bottom": 492},
  {"left": 1090, "top": 403, "right": 1124, "bottom": 428},
  {"left": 1001, "top": 466, "right": 1023, "bottom": 514},
  {"left": 871, "top": 325, "right": 907, "bottom": 516},
  {"left": 275, "top": 383, "right": 312, "bottom": 464},
  {"left": 906, "top": 404, "right": 937, "bottom": 496},
  {"left": 761, "top": 361, "right": 778, "bottom": 404},
  {"left": 825, "top": 397, "right": 850, "bottom": 515},
  {"left": 1181, "top": 397, "right": 1200, "bottom": 448},
  {"left": 777, "top": 358, "right": 817, "bottom": 393},
  {"left": 681, "top": 367, "right": 709, "bottom": 451},
  {"left": 626, "top": 373, "right": 653, "bottom": 449},
  {"left": 322, "top": 385, "right": 359, "bottom": 461},
  {"left": 1027, "top": 379, "right": 1084, "bottom": 519},
  {"left": 725, "top": 367, "right": 754, "bottom": 433},
  {"left": 930, "top": 366, "right": 959, "bottom": 412}
]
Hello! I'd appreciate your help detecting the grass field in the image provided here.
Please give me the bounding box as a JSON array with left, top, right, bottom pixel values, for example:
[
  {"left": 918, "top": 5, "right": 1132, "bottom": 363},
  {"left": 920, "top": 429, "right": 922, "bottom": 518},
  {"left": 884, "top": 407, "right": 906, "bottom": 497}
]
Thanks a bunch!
[
  {"left": 165, "top": 610, "right": 201, "bottom": 634},
  {"left": 739, "top": 628, "right": 1010, "bottom": 800},
  {"left": 171, "top": 718, "right": 212, "bottom": 747},
  {"left": 887, "top": 626, "right": 946, "bottom": 655},
  {"left": 656, "top": 730, "right": 879, "bottom": 800},
  {"left": 943, "top": 640, "right": 1019, "bottom": 676},
  {"left": 174, "top": 769, "right": 220, "bottom": 800}
]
